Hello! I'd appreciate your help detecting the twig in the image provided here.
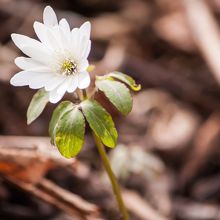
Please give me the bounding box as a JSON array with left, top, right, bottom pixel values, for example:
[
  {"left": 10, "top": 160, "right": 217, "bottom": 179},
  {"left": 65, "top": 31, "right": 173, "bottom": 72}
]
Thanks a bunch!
[
  {"left": 122, "top": 190, "right": 169, "bottom": 220},
  {"left": 174, "top": 198, "right": 220, "bottom": 220},
  {"left": 0, "top": 136, "right": 76, "bottom": 183},
  {"left": 4, "top": 176, "right": 103, "bottom": 220},
  {"left": 182, "top": 0, "right": 220, "bottom": 85},
  {"left": 180, "top": 112, "right": 220, "bottom": 185}
]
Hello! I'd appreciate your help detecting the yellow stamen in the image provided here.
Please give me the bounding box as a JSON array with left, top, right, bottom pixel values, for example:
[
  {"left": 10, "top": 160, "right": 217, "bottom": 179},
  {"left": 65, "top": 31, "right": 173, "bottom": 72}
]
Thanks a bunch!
[{"left": 61, "top": 59, "right": 77, "bottom": 75}]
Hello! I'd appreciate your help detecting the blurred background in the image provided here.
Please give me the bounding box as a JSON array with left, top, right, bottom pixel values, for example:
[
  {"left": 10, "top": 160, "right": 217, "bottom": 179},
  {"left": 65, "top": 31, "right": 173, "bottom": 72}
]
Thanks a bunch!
[{"left": 0, "top": 0, "right": 220, "bottom": 219}]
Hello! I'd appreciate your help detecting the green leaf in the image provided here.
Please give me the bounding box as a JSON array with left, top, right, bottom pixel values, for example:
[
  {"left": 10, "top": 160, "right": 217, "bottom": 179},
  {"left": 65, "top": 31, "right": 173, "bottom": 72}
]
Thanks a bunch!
[
  {"left": 96, "top": 79, "right": 132, "bottom": 115},
  {"left": 106, "top": 71, "right": 141, "bottom": 91},
  {"left": 27, "top": 89, "right": 49, "bottom": 125},
  {"left": 55, "top": 107, "right": 85, "bottom": 158},
  {"left": 81, "top": 100, "right": 118, "bottom": 148},
  {"left": 49, "top": 101, "right": 74, "bottom": 144}
]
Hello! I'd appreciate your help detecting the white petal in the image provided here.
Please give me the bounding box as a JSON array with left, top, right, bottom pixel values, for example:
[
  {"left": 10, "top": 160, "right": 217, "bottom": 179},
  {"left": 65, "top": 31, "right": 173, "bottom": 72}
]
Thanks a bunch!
[
  {"left": 15, "top": 57, "right": 49, "bottom": 72},
  {"left": 59, "top": 18, "right": 72, "bottom": 50},
  {"left": 21, "top": 46, "right": 50, "bottom": 64},
  {"left": 43, "top": 6, "right": 58, "bottom": 27},
  {"left": 49, "top": 89, "right": 64, "bottom": 103},
  {"left": 59, "top": 18, "right": 70, "bottom": 34},
  {"left": 15, "top": 57, "right": 40, "bottom": 69},
  {"left": 33, "top": 22, "right": 50, "bottom": 46},
  {"left": 34, "top": 22, "right": 61, "bottom": 50},
  {"left": 67, "top": 76, "right": 78, "bottom": 93},
  {"left": 79, "top": 38, "right": 91, "bottom": 60},
  {"left": 10, "top": 71, "right": 38, "bottom": 86},
  {"left": 59, "top": 19, "right": 71, "bottom": 48},
  {"left": 11, "top": 34, "right": 50, "bottom": 64},
  {"left": 46, "top": 27, "right": 62, "bottom": 49},
  {"left": 71, "top": 28, "right": 80, "bottom": 55},
  {"left": 79, "top": 21, "right": 91, "bottom": 39},
  {"left": 35, "top": 25, "right": 61, "bottom": 51},
  {"left": 59, "top": 27, "right": 71, "bottom": 50},
  {"left": 71, "top": 22, "right": 91, "bottom": 60},
  {"left": 11, "top": 33, "right": 43, "bottom": 50},
  {"left": 73, "top": 34, "right": 91, "bottom": 60},
  {"left": 56, "top": 77, "right": 71, "bottom": 94},
  {"left": 84, "top": 40, "right": 91, "bottom": 58},
  {"left": 78, "top": 71, "right": 90, "bottom": 89},
  {"left": 29, "top": 73, "right": 53, "bottom": 89},
  {"left": 44, "top": 75, "right": 65, "bottom": 91},
  {"left": 71, "top": 27, "right": 79, "bottom": 34},
  {"left": 78, "top": 59, "right": 89, "bottom": 71}
]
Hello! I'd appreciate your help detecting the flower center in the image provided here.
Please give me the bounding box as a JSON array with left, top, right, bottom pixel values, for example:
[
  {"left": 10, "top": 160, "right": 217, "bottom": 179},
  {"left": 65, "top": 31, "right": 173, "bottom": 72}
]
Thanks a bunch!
[{"left": 61, "top": 59, "right": 78, "bottom": 76}]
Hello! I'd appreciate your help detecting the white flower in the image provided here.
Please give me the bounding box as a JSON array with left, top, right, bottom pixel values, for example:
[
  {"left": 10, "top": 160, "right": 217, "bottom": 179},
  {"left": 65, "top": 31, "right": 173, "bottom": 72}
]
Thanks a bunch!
[{"left": 10, "top": 6, "right": 91, "bottom": 103}]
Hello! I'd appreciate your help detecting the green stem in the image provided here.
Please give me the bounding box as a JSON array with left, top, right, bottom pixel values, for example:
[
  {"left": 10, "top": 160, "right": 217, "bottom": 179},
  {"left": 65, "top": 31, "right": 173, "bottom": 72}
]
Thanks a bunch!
[
  {"left": 82, "top": 89, "right": 88, "bottom": 100},
  {"left": 93, "top": 133, "right": 130, "bottom": 220}
]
